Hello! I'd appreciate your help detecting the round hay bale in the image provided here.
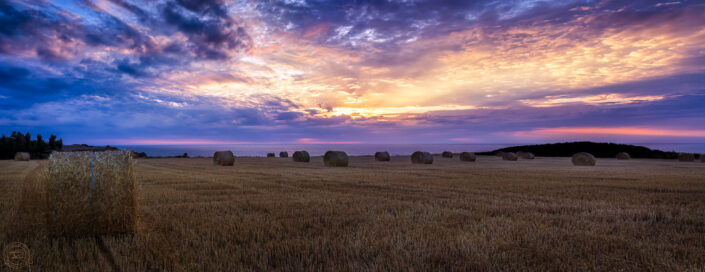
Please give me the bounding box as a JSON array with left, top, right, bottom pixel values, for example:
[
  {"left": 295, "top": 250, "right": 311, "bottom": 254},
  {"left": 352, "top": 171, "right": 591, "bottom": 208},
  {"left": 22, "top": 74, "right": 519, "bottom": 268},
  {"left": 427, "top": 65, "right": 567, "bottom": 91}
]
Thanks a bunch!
[
  {"left": 44, "top": 150, "right": 137, "bottom": 236},
  {"left": 502, "top": 152, "right": 518, "bottom": 161},
  {"left": 616, "top": 152, "right": 630, "bottom": 160},
  {"left": 213, "top": 151, "right": 234, "bottom": 166},
  {"left": 678, "top": 153, "right": 695, "bottom": 162},
  {"left": 293, "top": 151, "right": 310, "bottom": 162},
  {"left": 411, "top": 151, "right": 433, "bottom": 164},
  {"left": 14, "top": 152, "right": 30, "bottom": 161},
  {"left": 442, "top": 151, "right": 453, "bottom": 158},
  {"left": 280, "top": 151, "right": 288, "bottom": 158},
  {"left": 131, "top": 151, "right": 147, "bottom": 158},
  {"left": 375, "top": 151, "right": 390, "bottom": 161},
  {"left": 323, "top": 151, "right": 348, "bottom": 167},
  {"left": 267, "top": 153, "right": 275, "bottom": 158},
  {"left": 517, "top": 151, "right": 535, "bottom": 159},
  {"left": 459, "top": 152, "right": 476, "bottom": 162},
  {"left": 572, "top": 152, "right": 596, "bottom": 166}
]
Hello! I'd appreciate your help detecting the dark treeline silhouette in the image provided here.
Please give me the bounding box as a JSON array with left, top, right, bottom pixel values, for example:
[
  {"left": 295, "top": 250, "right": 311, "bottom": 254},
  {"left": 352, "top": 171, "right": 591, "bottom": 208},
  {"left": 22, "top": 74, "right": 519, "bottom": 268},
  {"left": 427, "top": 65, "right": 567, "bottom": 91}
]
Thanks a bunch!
[
  {"left": 477, "top": 141, "right": 680, "bottom": 159},
  {"left": 0, "top": 131, "right": 63, "bottom": 159}
]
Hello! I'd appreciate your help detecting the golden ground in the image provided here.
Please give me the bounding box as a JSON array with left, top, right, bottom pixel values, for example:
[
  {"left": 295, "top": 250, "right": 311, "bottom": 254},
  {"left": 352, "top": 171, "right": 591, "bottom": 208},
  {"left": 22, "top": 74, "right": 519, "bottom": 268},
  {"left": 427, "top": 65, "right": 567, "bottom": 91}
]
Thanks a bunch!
[{"left": 1, "top": 156, "right": 704, "bottom": 271}]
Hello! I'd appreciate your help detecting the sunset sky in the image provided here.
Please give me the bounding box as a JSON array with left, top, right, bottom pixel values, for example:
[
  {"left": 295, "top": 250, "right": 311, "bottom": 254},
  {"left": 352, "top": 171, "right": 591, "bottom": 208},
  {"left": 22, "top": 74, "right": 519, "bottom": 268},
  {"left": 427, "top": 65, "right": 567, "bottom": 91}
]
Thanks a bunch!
[{"left": 1, "top": 0, "right": 704, "bottom": 145}]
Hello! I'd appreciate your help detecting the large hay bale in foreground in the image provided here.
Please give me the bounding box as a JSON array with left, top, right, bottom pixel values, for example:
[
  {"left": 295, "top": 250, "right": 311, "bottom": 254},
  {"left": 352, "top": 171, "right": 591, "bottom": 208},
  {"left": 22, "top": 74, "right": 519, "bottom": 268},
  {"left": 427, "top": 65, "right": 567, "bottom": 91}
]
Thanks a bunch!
[
  {"left": 43, "top": 150, "right": 136, "bottom": 236},
  {"left": 14, "top": 152, "right": 30, "bottom": 161},
  {"left": 213, "top": 151, "right": 235, "bottom": 166},
  {"left": 517, "top": 151, "right": 535, "bottom": 159},
  {"left": 572, "top": 152, "right": 596, "bottom": 166},
  {"left": 323, "top": 151, "right": 348, "bottom": 167},
  {"left": 502, "top": 152, "right": 518, "bottom": 161},
  {"left": 616, "top": 152, "right": 630, "bottom": 160},
  {"left": 411, "top": 151, "right": 433, "bottom": 164},
  {"left": 442, "top": 151, "right": 453, "bottom": 158},
  {"left": 293, "top": 151, "right": 310, "bottom": 162},
  {"left": 678, "top": 153, "right": 695, "bottom": 162},
  {"left": 459, "top": 152, "right": 476, "bottom": 162},
  {"left": 280, "top": 151, "right": 288, "bottom": 158},
  {"left": 267, "top": 153, "right": 275, "bottom": 158},
  {"left": 375, "top": 151, "right": 390, "bottom": 161}
]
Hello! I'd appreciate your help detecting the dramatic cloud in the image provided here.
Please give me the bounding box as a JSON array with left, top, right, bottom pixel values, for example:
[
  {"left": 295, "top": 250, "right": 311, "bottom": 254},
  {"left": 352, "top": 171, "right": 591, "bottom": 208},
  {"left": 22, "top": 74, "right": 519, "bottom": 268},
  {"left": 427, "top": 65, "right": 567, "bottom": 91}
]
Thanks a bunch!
[{"left": 0, "top": 0, "right": 704, "bottom": 144}]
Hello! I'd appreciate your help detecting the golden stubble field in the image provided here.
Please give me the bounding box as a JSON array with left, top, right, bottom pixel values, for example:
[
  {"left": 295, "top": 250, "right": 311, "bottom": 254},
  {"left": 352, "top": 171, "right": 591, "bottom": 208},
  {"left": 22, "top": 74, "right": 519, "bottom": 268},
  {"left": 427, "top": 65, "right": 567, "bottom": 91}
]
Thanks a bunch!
[{"left": 1, "top": 155, "right": 704, "bottom": 271}]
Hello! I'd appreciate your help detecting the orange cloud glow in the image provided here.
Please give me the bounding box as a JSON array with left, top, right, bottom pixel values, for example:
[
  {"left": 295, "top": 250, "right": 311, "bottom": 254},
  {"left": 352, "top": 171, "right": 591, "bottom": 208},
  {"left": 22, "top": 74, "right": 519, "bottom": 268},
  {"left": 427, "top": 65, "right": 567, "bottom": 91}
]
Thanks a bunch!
[
  {"left": 144, "top": 11, "right": 703, "bottom": 123},
  {"left": 520, "top": 94, "right": 666, "bottom": 107}
]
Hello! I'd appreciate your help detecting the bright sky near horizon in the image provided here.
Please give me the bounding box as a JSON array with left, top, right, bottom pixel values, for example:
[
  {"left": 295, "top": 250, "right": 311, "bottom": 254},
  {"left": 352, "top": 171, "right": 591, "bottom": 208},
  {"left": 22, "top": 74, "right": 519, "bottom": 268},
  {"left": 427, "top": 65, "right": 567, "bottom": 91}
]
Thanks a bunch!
[{"left": 1, "top": 0, "right": 704, "bottom": 144}]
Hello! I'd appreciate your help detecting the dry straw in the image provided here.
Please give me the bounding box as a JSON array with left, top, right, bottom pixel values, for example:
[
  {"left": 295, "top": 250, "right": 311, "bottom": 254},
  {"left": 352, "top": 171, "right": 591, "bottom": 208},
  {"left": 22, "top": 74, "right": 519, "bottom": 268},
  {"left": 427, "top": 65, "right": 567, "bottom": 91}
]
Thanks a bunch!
[
  {"left": 616, "top": 152, "right": 630, "bottom": 160},
  {"left": 572, "top": 152, "right": 596, "bottom": 166},
  {"left": 323, "top": 151, "right": 349, "bottom": 167},
  {"left": 502, "top": 152, "right": 518, "bottom": 161},
  {"left": 42, "top": 150, "right": 137, "bottom": 237},
  {"left": 459, "top": 152, "right": 476, "bottom": 162},
  {"left": 411, "top": 151, "right": 433, "bottom": 164},
  {"left": 14, "top": 152, "right": 30, "bottom": 161},
  {"left": 374, "top": 151, "right": 391, "bottom": 162}
]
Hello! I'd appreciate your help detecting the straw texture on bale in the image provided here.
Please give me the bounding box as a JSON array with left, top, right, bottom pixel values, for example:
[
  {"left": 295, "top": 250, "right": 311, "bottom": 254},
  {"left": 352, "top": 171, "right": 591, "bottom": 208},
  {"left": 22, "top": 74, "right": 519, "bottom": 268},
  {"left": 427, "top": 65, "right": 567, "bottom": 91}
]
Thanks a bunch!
[
  {"left": 280, "top": 151, "right": 288, "bottom": 158},
  {"left": 442, "top": 151, "right": 453, "bottom": 158},
  {"left": 323, "top": 151, "right": 349, "bottom": 167},
  {"left": 459, "top": 152, "right": 476, "bottom": 162},
  {"left": 375, "top": 152, "right": 391, "bottom": 162},
  {"left": 678, "top": 153, "right": 695, "bottom": 162},
  {"left": 14, "top": 152, "right": 30, "bottom": 161},
  {"left": 411, "top": 151, "right": 433, "bottom": 164},
  {"left": 293, "top": 151, "right": 310, "bottom": 162},
  {"left": 572, "top": 152, "right": 596, "bottom": 166},
  {"left": 43, "top": 150, "right": 137, "bottom": 237},
  {"left": 267, "top": 153, "right": 275, "bottom": 158},
  {"left": 502, "top": 152, "right": 518, "bottom": 161},
  {"left": 517, "top": 151, "right": 535, "bottom": 159},
  {"left": 616, "top": 152, "right": 630, "bottom": 160},
  {"left": 213, "top": 151, "right": 235, "bottom": 166}
]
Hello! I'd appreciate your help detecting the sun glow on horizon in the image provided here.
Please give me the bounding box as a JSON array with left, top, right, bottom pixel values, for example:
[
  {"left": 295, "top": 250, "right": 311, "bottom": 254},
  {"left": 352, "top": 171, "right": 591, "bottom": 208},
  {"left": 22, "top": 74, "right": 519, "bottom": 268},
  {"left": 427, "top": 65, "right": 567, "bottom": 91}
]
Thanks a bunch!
[{"left": 141, "top": 12, "right": 705, "bottom": 122}]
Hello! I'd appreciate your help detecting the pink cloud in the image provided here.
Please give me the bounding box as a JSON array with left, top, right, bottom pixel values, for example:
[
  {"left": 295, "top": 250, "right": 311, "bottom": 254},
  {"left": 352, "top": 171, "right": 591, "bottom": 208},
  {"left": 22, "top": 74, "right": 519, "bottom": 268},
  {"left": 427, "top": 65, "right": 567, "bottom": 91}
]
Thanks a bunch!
[
  {"left": 449, "top": 137, "right": 479, "bottom": 143},
  {"left": 295, "top": 138, "right": 361, "bottom": 144},
  {"left": 105, "top": 138, "right": 362, "bottom": 145},
  {"left": 514, "top": 127, "right": 705, "bottom": 138},
  {"left": 106, "top": 139, "right": 267, "bottom": 145}
]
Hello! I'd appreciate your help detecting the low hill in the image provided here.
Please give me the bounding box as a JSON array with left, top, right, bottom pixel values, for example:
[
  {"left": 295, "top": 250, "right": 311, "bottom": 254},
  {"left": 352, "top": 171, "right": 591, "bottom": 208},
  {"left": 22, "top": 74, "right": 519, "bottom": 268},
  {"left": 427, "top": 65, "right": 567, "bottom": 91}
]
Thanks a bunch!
[
  {"left": 61, "top": 144, "right": 119, "bottom": 152},
  {"left": 478, "top": 142, "right": 681, "bottom": 159},
  {"left": 61, "top": 144, "right": 150, "bottom": 158}
]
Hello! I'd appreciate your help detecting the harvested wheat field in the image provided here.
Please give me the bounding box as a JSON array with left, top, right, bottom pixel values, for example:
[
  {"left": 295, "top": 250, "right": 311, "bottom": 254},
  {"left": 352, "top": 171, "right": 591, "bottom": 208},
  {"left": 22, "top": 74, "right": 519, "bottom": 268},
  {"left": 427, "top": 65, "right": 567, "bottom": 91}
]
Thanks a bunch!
[{"left": 2, "top": 155, "right": 705, "bottom": 271}]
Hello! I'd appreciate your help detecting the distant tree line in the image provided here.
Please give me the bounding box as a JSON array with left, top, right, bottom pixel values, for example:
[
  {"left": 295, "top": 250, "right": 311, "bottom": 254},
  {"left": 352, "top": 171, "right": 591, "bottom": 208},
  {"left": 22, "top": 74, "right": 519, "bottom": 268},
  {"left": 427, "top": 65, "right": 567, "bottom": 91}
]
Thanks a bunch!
[
  {"left": 0, "top": 131, "right": 63, "bottom": 159},
  {"left": 478, "top": 141, "right": 681, "bottom": 159}
]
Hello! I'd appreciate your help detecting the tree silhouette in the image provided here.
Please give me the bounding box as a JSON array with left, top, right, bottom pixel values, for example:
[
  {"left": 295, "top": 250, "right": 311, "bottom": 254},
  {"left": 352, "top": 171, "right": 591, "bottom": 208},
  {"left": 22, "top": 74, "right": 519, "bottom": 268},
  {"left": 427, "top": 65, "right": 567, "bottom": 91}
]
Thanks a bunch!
[
  {"left": 25, "top": 132, "right": 31, "bottom": 150},
  {"left": 49, "top": 134, "right": 56, "bottom": 150},
  {"left": 15, "top": 132, "right": 25, "bottom": 153},
  {"left": 36, "top": 134, "right": 46, "bottom": 153},
  {"left": 1, "top": 132, "right": 64, "bottom": 159}
]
